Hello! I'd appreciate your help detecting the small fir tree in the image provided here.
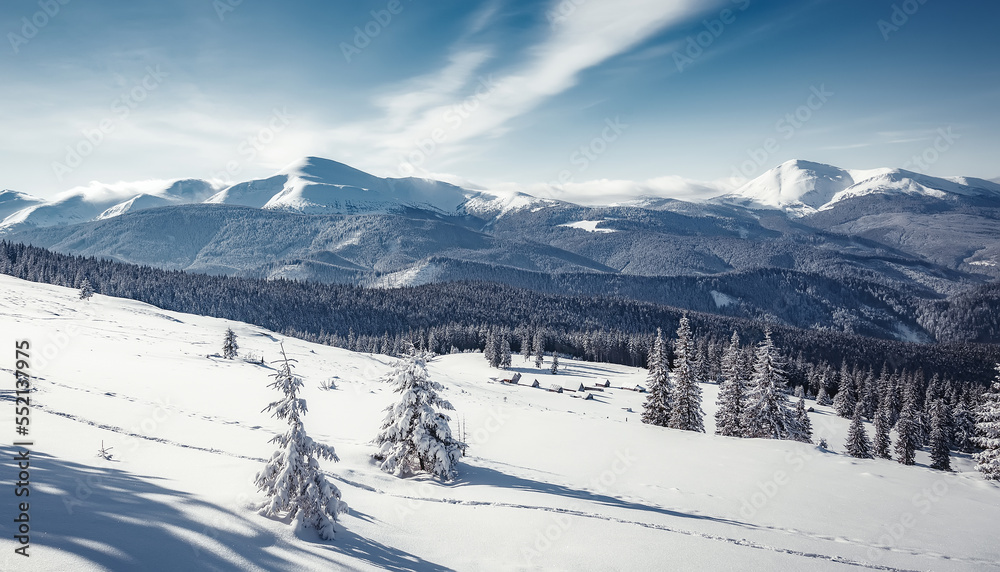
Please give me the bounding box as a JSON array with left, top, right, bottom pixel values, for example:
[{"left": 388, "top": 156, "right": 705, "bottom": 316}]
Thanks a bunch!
[
  {"left": 740, "top": 329, "right": 795, "bottom": 440},
  {"left": 845, "top": 402, "right": 874, "bottom": 459},
  {"left": 715, "top": 331, "right": 745, "bottom": 437},
  {"left": 550, "top": 353, "right": 559, "bottom": 374},
  {"left": 668, "top": 316, "right": 704, "bottom": 432},
  {"left": 928, "top": 399, "right": 952, "bottom": 471},
  {"left": 872, "top": 404, "right": 892, "bottom": 460},
  {"left": 79, "top": 278, "right": 94, "bottom": 300},
  {"left": 642, "top": 328, "right": 673, "bottom": 427},
  {"left": 223, "top": 327, "right": 239, "bottom": 360},
  {"left": 373, "top": 353, "right": 463, "bottom": 480},
  {"left": 255, "top": 344, "right": 347, "bottom": 540},
  {"left": 973, "top": 367, "right": 1000, "bottom": 480},
  {"left": 533, "top": 331, "right": 544, "bottom": 369},
  {"left": 792, "top": 397, "right": 813, "bottom": 443},
  {"left": 499, "top": 332, "right": 512, "bottom": 370},
  {"left": 895, "top": 396, "right": 919, "bottom": 466}
]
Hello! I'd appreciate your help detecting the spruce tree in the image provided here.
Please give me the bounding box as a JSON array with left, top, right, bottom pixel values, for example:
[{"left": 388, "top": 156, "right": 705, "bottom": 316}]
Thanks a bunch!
[
  {"left": 928, "top": 399, "right": 952, "bottom": 471},
  {"left": 533, "top": 331, "right": 544, "bottom": 369},
  {"left": 715, "top": 331, "right": 745, "bottom": 437},
  {"left": 668, "top": 316, "right": 704, "bottom": 432},
  {"left": 792, "top": 397, "right": 813, "bottom": 443},
  {"left": 223, "top": 327, "right": 239, "bottom": 360},
  {"left": 873, "top": 404, "right": 892, "bottom": 460},
  {"left": 373, "top": 353, "right": 463, "bottom": 480},
  {"left": 521, "top": 329, "right": 532, "bottom": 362},
  {"left": 255, "top": 344, "right": 346, "bottom": 540},
  {"left": 951, "top": 401, "right": 977, "bottom": 454},
  {"left": 833, "top": 363, "right": 857, "bottom": 418},
  {"left": 499, "top": 332, "right": 512, "bottom": 370},
  {"left": 845, "top": 402, "right": 874, "bottom": 459},
  {"left": 484, "top": 330, "right": 498, "bottom": 368},
  {"left": 816, "top": 385, "right": 832, "bottom": 407},
  {"left": 895, "top": 396, "right": 919, "bottom": 466},
  {"left": 550, "top": 353, "right": 559, "bottom": 375},
  {"left": 740, "top": 329, "right": 795, "bottom": 440},
  {"left": 642, "top": 328, "right": 672, "bottom": 427},
  {"left": 79, "top": 278, "right": 94, "bottom": 300},
  {"left": 974, "top": 368, "right": 1000, "bottom": 480}
]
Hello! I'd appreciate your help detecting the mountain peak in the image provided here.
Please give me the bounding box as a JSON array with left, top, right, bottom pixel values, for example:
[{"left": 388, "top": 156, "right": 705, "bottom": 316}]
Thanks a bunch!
[{"left": 721, "top": 160, "right": 855, "bottom": 215}]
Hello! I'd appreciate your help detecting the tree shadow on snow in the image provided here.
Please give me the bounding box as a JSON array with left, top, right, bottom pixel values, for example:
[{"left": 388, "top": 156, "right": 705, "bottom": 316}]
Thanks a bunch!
[
  {"left": 449, "top": 463, "right": 755, "bottom": 530},
  {"left": 0, "top": 448, "right": 448, "bottom": 571}
]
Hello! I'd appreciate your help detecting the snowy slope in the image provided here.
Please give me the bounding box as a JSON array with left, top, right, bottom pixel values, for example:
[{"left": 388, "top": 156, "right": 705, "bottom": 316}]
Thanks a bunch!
[
  {"left": 1, "top": 274, "right": 998, "bottom": 571},
  {"left": 0, "top": 190, "right": 44, "bottom": 221},
  {"left": 719, "top": 160, "right": 1000, "bottom": 216}
]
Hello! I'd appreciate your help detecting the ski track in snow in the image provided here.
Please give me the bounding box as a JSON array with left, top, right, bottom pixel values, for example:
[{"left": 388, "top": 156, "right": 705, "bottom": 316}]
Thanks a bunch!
[{"left": 33, "top": 401, "right": 996, "bottom": 572}]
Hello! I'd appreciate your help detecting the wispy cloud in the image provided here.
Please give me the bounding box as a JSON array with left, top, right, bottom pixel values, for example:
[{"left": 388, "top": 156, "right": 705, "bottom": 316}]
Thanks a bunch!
[{"left": 328, "top": 0, "right": 722, "bottom": 177}]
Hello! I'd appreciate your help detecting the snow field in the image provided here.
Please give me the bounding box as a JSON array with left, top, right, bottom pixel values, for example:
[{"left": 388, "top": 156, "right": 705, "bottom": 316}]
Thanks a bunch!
[{"left": 0, "top": 274, "right": 998, "bottom": 571}]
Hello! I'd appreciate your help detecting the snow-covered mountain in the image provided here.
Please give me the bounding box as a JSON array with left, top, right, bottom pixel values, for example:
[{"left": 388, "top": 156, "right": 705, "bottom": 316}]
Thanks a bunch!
[
  {"left": 718, "top": 159, "right": 1000, "bottom": 216},
  {"left": 205, "top": 156, "right": 545, "bottom": 216},
  {"left": 0, "top": 189, "right": 44, "bottom": 221},
  {"left": 0, "top": 179, "right": 217, "bottom": 232}
]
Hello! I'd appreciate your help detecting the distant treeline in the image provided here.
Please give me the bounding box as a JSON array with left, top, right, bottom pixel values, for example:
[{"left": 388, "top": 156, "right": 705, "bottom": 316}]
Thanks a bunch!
[{"left": 1, "top": 240, "right": 998, "bottom": 383}]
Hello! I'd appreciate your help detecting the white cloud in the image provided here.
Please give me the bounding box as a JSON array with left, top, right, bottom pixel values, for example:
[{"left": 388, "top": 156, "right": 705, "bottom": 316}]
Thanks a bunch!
[
  {"left": 487, "top": 174, "right": 733, "bottom": 206},
  {"left": 327, "top": 0, "right": 722, "bottom": 177}
]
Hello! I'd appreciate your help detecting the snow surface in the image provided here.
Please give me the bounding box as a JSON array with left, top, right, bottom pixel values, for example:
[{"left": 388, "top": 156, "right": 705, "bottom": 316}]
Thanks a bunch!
[
  {"left": 558, "top": 220, "right": 617, "bottom": 233},
  {"left": 709, "top": 290, "right": 737, "bottom": 308},
  {"left": 1, "top": 274, "right": 999, "bottom": 571}
]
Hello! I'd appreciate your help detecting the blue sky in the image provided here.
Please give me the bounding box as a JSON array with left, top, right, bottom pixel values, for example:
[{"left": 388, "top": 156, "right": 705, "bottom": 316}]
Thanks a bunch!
[{"left": 1, "top": 0, "right": 998, "bottom": 201}]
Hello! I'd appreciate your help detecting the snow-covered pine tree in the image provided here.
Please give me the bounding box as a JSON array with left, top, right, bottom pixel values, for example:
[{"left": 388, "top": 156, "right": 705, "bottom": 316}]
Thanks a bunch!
[
  {"left": 642, "top": 327, "right": 673, "bottom": 427},
  {"left": 791, "top": 397, "right": 813, "bottom": 443},
  {"left": 895, "top": 395, "right": 919, "bottom": 466},
  {"left": 668, "top": 316, "right": 704, "bottom": 432},
  {"left": 550, "top": 353, "right": 559, "bottom": 374},
  {"left": 873, "top": 403, "right": 892, "bottom": 459},
  {"left": 79, "top": 278, "right": 94, "bottom": 300},
  {"left": 929, "top": 398, "right": 952, "bottom": 471},
  {"left": 484, "top": 329, "right": 498, "bottom": 368},
  {"left": 740, "top": 329, "right": 796, "bottom": 440},
  {"left": 223, "top": 327, "right": 239, "bottom": 360},
  {"left": 533, "top": 330, "right": 544, "bottom": 369},
  {"left": 845, "top": 402, "right": 874, "bottom": 459},
  {"left": 520, "top": 329, "right": 532, "bottom": 362},
  {"left": 951, "top": 401, "right": 977, "bottom": 453},
  {"left": 500, "top": 332, "right": 512, "bottom": 370},
  {"left": 373, "top": 352, "right": 463, "bottom": 480},
  {"left": 816, "top": 384, "right": 832, "bottom": 407},
  {"left": 255, "top": 343, "right": 346, "bottom": 540},
  {"left": 833, "top": 363, "right": 857, "bottom": 418},
  {"left": 715, "top": 331, "right": 745, "bottom": 437},
  {"left": 974, "top": 367, "right": 1000, "bottom": 480}
]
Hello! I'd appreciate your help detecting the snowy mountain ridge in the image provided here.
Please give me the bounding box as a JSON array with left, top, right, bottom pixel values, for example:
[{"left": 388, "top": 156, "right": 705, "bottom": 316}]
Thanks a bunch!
[
  {"left": 717, "top": 159, "right": 1000, "bottom": 217},
  {"left": 4, "top": 157, "right": 996, "bottom": 232}
]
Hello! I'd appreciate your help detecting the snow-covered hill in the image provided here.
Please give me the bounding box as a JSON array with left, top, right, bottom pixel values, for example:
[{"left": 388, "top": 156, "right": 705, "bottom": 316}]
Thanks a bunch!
[
  {"left": 718, "top": 159, "right": 1000, "bottom": 217},
  {"left": 1, "top": 274, "right": 997, "bottom": 571},
  {"left": 0, "top": 179, "right": 217, "bottom": 232},
  {"left": 0, "top": 190, "right": 44, "bottom": 221}
]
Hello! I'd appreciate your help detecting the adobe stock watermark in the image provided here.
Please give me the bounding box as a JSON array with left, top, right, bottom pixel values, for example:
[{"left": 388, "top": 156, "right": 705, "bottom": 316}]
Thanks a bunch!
[
  {"left": 395, "top": 74, "right": 498, "bottom": 177},
  {"left": 728, "top": 84, "right": 833, "bottom": 187},
  {"left": 213, "top": 0, "right": 243, "bottom": 22},
  {"left": 51, "top": 65, "right": 169, "bottom": 182},
  {"left": 208, "top": 107, "right": 293, "bottom": 184},
  {"left": 545, "top": 0, "right": 587, "bottom": 27},
  {"left": 900, "top": 127, "right": 958, "bottom": 172},
  {"left": 549, "top": 116, "right": 628, "bottom": 186},
  {"left": 673, "top": 0, "right": 751, "bottom": 72},
  {"left": 7, "top": 0, "right": 71, "bottom": 54},
  {"left": 341, "top": 0, "right": 412, "bottom": 63},
  {"left": 877, "top": 0, "right": 928, "bottom": 41}
]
